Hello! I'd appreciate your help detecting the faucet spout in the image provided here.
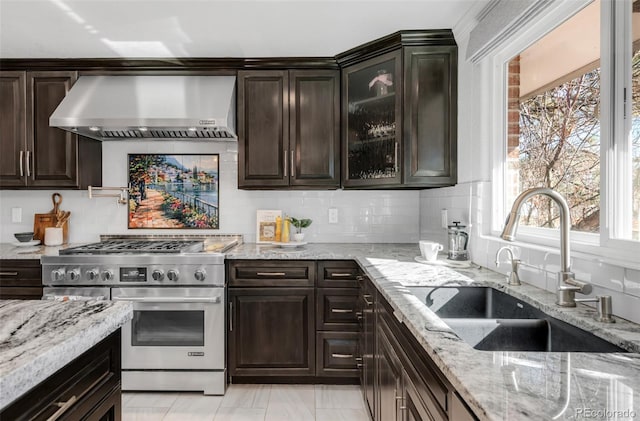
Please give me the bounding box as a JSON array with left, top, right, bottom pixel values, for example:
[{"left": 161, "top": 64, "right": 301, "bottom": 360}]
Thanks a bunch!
[{"left": 500, "top": 187, "right": 590, "bottom": 307}]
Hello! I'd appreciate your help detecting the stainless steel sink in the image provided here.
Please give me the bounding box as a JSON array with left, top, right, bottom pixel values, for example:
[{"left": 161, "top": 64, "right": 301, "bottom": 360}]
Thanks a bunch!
[{"left": 405, "top": 286, "right": 627, "bottom": 352}]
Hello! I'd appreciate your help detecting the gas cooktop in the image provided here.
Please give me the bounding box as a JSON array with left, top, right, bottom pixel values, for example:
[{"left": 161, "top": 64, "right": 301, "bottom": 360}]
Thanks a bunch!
[{"left": 59, "top": 240, "right": 204, "bottom": 255}]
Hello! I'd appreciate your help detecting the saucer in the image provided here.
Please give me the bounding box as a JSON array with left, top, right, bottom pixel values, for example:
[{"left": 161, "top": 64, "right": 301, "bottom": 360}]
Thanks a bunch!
[
  {"left": 13, "top": 240, "right": 41, "bottom": 247},
  {"left": 414, "top": 256, "right": 472, "bottom": 268},
  {"left": 271, "top": 241, "right": 308, "bottom": 248}
]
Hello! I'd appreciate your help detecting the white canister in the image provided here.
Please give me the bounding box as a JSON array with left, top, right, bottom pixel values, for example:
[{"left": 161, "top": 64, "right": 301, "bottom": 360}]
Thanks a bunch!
[{"left": 44, "top": 227, "right": 64, "bottom": 246}]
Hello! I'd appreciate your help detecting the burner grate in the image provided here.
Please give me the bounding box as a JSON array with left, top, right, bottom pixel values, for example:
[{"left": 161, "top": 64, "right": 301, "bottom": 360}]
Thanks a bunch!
[{"left": 59, "top": 240, "right": 204, "bottom": 255}]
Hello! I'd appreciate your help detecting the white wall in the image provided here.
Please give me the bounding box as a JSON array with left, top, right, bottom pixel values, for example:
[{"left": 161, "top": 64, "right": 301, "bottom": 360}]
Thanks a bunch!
[{"left": 0, "top": 141, "right": 421, "bottom": 244}]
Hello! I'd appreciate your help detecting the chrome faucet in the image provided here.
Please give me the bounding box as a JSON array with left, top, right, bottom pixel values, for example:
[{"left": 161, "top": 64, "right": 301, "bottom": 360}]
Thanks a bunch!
[
  {"left": 495, "top": 246, "right": 521, "bottom": 286},
  {"left": 500, "top": 188, "right": 592, "bottom": 307}
]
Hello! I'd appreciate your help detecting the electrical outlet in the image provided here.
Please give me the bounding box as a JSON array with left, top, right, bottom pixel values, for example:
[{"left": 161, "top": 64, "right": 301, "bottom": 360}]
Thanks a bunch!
[
  {"left": 328, "top": 208, "right": 339, "bottom": 224},
  {"left": 441, "top": 209, "right": 448, "bottom": 229},
  {"left": 11, "top": 207, "right": 22, "bottom": 223}
]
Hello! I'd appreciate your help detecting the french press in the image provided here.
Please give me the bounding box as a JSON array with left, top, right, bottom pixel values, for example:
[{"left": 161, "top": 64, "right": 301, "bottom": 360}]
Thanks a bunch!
[{"left": 447, "top": 221, "right": 469, "bottom": 261}]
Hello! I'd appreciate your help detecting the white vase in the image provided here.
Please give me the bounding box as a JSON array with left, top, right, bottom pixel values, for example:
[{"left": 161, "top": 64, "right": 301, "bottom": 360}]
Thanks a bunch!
[{"left": 293, "top": 233, "right": 305, "bottom": 242}]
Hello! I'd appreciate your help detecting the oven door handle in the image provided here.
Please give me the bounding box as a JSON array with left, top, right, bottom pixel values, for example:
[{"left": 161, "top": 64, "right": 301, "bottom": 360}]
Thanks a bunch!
[{"left": 112, "top": 296, "right": 222, "bottom": 304}]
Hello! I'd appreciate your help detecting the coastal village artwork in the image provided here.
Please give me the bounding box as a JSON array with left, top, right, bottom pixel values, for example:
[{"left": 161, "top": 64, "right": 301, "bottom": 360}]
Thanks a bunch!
[{"left": 128, "top": 154, "right": 220, "bottom": 229}]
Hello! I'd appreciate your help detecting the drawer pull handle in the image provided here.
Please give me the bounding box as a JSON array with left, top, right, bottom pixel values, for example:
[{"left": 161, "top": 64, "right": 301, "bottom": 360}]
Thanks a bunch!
[
  {"left": 47, "top": 395, "right": 77, "bottom": 421},
  {"left": 355, "top": 311, "right": 363, "bottom": 320},
  {"left": 331, "top": 308, "right": 353, "bottom": 313},
  {"left": 331, "top": 353, "right": 354, "bottom": 359},
  {"left": 356, "top": 275, "right": 365, "bottom": 281},
  {"left": 0, "top": 272, "right": 19, "bottom": 276},
  {"left": 331, "top": 273, "right": 353, "bottom": 277},
  {"left": 363, "top": 295, "right": 373, "bottom": 306},
  {"left": 256, "top": 272, "right": 286, "bottom": 276}
]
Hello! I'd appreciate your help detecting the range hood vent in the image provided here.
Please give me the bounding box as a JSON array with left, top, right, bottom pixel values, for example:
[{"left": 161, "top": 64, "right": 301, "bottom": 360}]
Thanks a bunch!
[{"left": 50, "top": 75, "right": 237, "bottom": 141}]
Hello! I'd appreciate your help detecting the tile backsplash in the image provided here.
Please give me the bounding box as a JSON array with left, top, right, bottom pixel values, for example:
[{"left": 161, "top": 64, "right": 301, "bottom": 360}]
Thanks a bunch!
[{"left": 0, "top": 141, "right": 420, "bottom": 244}]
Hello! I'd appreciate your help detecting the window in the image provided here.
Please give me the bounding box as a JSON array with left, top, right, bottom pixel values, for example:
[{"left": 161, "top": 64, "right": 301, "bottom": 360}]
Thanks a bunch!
[
  {"left": 488, "top": 0, "right": 640, "bottom": 259},
  {"left": 506, "top": 1, "right": 601, "bottom": 234}
]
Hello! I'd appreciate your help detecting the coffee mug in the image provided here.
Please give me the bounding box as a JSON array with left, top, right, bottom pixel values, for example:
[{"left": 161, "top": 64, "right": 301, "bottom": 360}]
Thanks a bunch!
[
  {"left": 419, "top": 241, "right": 444, "bottom": 262},
  {"left": 44, "top": 227, "right": 64, "bottom": 246}
]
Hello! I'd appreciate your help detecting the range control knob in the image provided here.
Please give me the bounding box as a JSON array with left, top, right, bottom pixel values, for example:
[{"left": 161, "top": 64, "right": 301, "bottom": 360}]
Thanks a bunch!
[
  {"left": 167, "top": 269, "right": 179, "bottom": 282},
  {"left": 87, "top": 268, "right": 100, "bottom": 281},
  {"left": 152, "top": 270, "right": 165, "bottom": 281},
  {"left": 194, "top": 269, "right": 206, "bottom": 282},
  {"left": 101, "top": 270, "right": 115, "bottom": 282},
  {"left": 67, "top": 268, "right": 81, "bottom": 282},
  {"left": 51, "top": 268, "right": 65, "bottom": 283}
]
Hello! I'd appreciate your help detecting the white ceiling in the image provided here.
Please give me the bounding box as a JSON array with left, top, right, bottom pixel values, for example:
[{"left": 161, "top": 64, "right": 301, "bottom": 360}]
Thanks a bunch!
[{"left": 0, "top": 0, "right": 485, "bottom": 58}]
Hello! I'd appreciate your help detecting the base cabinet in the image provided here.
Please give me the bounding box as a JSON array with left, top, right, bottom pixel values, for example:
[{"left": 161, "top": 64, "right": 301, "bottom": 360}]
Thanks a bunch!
[
  {"left": 361, "top": 276, "right": 477, "bottom": 421},
  {"left": 0, "top": 259, "right": 42, "bottom": 299},
  {"left": 0, "top": 330, "right": 122, "bottom": 421},
  {"left": 228, "top": 287, "right": 315, "bottom": 377}
]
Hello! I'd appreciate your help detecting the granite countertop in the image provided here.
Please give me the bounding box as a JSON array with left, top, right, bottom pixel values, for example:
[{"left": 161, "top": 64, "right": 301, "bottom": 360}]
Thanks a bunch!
[
  {"left": 0, "top": 299, "right": 133, "bottom": 410},
  {"left": 228, "top": 243, "right": 640, "bottom": 420},
  {"left": 0, "top": 243, "right": 85, "bottom": 260}
]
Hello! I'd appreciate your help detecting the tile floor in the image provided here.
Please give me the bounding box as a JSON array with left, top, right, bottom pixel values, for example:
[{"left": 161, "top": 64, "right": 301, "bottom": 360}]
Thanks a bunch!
[{"left": 122, "top": 384, "right": 369, "bottom": 421}]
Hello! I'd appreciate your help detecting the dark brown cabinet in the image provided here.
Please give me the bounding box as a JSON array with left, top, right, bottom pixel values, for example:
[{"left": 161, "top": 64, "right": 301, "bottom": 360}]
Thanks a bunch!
[
  {"left": 1, "top": 330, "right": 122, "bottom": 421},
  {"left": 361, "top": 276, "right": 377, "bottom": 420},
  {"left": 0, "top": 259, "right": 42, "bottom": 299},
  {"left": 403, "top": 46, "right": 457, "bottom": 187},
  {"left": 227, "top": 260, "right": 316, "bottom": 378},
  {"left": 339, "top": 30, "right": 458, "bottom": 189},
  {"left": 237, "top": 69, "right": 340, "bottom": 189},
  {"left": 315, "top": 260, "right": 361, "bottom": 378},
  {"left": 0, "top": 70, "right": 102, "bottom": 189}
]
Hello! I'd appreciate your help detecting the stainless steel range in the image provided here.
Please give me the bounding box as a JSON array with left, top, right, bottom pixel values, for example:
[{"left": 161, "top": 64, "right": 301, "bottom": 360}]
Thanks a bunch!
[{"left": 41, "top": 235, "right": 241, "bottom": 396}]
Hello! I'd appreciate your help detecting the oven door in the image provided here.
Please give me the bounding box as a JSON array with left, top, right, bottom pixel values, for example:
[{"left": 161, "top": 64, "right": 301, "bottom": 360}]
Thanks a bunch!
[{"left": 112, "top": 287, "right": 224, "bottom": 370}]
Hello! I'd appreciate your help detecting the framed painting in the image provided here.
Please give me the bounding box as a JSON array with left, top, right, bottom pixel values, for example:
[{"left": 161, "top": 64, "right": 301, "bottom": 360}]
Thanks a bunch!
[{"left": 128, "top": 154, "right": 219, "bottom": 229}]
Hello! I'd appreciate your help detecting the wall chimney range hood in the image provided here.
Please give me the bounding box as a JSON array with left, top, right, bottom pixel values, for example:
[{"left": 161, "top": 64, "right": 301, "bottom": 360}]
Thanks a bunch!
[{"left": 50, "top": 75, "right": 237, "bottom": 141}]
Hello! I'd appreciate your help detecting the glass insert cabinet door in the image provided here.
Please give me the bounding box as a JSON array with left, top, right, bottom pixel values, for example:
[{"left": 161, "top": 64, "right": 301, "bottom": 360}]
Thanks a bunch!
[{"left": 342, "top": 50, "right": 402, "bottom": 187}]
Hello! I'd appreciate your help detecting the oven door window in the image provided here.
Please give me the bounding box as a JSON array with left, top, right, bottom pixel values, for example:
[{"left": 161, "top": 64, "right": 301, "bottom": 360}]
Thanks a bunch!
[{"left": 132, "top": 310, "right": 204, "bottom": 346}]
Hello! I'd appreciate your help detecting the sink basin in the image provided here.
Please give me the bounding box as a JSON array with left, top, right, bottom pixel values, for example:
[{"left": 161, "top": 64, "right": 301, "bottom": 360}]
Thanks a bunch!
[{"left": 405, "top": 286, "right": 627, "bottom": 353}]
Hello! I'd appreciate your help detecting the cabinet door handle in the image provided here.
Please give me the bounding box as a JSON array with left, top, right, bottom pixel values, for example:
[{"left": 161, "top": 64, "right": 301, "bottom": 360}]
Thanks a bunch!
[
  {"left": 355, "top": 311, "right": 363, "bottom": 320},
  {"left": 356, "top": 275, "right": 365, "bottom": 281},
  {"left": 47, "top": 395, "right": 77, "bottom": 421},
  {"left": 0, "top": 272, "right": 19, "bottom": 276},
  {"left": 19, "top": 151, "right": 24, "bottom": 177},
  {"left": 331, "top": 273, "right": 353, "bottom": 277},
  {"left": 229, "top": 302, "right": 233, "bottom": 332},
  {"left": 26, "top": 151, "right": 32, "bottom": 177},
  {"left": 284, "top": 150, "right": 288, "bottom": 177},
  {"left": 394, "top": 141, "right": 399, "bottom": 172},
  {"left": 331, "top": 353, "right": 354, "bottom": 359},
  {"left": 363, "top": 294, "right": 373, "bottom": 306},
  {"left": 290, "top": 150, "right": 295, "bottom": 177},
  {"left": 331, "top": 308, "right": 353, "bottom": 314},
  {"left": 256, "top": 272, "right": 286, "bottom": 276}
]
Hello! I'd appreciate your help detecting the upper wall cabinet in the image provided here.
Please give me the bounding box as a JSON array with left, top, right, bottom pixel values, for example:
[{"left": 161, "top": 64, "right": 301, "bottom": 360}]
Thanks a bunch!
[
  {"left": 338, "top": 30, "right": 458, "bottom": 189},
  {"left": 0, "top": 70, "right": 102, "bottom": 189},
  {"left": 237, "top": 69, "right": 340, "bottom": 189}
]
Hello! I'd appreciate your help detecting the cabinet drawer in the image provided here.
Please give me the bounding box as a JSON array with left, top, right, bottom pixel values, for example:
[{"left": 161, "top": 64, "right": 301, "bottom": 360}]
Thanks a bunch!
[
  {"left": 0, "top": 259, "right": 42, "bottom": 287},
  {"left": 228, "top": 260, "right": 315, "bottom": 287},
  {"left": 316, "top": 332, "right": 359, "bottom": 377},
  {"left": 317, "top": 260, "right": 361, "bottom": 288},
  {"left": 1, "top": 330, "right": 121, "bottom": 421},
  {"left": 316, "top": 288, "right": 360, "bottom": 331},
  {"left": 0, "top": 286, "right": 43, "bottom": 299}
]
